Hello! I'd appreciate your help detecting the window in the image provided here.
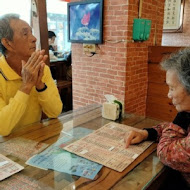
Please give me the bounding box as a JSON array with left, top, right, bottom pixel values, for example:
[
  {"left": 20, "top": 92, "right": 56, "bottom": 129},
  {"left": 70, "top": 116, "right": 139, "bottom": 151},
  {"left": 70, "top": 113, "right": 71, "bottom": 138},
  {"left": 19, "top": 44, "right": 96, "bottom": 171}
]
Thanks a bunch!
[
  {"left": 0, "top": 0, "right": 31, "bottom": 24},
  {"left": 46, "top": 0, "right": 71, "bottom": 52}
]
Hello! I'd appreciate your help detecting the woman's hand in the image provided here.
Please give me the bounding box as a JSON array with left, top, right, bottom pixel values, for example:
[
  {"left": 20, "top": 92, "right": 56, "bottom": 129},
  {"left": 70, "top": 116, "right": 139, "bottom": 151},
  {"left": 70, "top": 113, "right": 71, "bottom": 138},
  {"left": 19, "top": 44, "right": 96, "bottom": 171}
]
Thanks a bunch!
[{"left": 125, "top": 129, "right": 148, "bottom": 148}]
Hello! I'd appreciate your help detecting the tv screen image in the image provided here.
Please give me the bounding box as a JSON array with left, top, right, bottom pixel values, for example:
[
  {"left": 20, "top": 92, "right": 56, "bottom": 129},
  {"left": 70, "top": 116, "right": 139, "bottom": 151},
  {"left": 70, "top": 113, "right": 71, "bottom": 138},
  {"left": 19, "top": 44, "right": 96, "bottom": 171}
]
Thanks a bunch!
[{"left": 67, "top": 0, "right": 103, "bottom": 44}]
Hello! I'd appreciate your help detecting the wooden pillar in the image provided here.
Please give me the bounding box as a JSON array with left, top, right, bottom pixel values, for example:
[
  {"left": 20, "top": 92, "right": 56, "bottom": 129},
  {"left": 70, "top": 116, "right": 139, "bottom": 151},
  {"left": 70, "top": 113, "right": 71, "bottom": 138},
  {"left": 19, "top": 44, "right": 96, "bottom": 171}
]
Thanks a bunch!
[{"left": 36, "top": 0, "right": 50, "bottom": 65}]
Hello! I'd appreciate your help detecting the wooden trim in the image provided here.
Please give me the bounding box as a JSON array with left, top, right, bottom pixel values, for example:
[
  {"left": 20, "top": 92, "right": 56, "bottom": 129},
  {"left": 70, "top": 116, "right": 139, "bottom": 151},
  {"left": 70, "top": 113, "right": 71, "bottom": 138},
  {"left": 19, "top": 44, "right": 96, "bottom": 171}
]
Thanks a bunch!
[
  {"left": 148, "top": 46, "right": 181, "bottom": 63},
  {"left": 146, "top": 46, "right": 180, "bottom": 121}
]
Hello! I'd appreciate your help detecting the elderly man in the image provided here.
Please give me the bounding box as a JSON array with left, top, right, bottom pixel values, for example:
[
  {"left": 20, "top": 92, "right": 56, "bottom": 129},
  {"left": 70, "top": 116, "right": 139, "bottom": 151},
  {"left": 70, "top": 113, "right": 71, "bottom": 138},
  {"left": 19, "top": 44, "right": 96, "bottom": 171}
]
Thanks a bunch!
[{"left": 0, "top": 14, "right": 63, "bottom": 136}]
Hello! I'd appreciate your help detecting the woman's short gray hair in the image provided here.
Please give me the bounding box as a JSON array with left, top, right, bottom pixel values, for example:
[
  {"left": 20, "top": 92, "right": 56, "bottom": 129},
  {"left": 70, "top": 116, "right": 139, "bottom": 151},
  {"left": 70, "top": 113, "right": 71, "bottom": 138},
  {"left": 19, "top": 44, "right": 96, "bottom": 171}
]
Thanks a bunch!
[
  {"left": 0, "top": 13, "right": 20, "bottom": 55},
  {"left": 161, "top": 48, "right": 190, "bottom": 94}
]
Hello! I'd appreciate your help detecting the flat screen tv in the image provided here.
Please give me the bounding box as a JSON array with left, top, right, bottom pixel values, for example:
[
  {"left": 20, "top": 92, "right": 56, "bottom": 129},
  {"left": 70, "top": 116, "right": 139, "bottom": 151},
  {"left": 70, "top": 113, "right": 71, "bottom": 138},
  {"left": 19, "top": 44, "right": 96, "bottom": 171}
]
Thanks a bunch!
[{"left": 67, "top": 0, "right": 103, "bottom": 44}]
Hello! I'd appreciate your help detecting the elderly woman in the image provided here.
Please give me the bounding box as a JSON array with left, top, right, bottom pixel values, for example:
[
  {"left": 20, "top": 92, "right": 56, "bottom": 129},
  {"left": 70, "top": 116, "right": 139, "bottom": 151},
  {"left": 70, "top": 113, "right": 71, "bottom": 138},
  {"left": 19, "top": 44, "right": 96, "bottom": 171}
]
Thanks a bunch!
[{"left": 125, "top": 48, "right": 190, "bottom": 189}]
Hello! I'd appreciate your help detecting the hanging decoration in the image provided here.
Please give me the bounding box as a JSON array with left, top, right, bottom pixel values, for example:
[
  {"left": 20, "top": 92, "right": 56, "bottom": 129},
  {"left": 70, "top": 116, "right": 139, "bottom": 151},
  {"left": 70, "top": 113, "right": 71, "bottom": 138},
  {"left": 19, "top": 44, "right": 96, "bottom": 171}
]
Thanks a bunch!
[{"left": 59, "top": 0, "right": 70, "bottom": 2}]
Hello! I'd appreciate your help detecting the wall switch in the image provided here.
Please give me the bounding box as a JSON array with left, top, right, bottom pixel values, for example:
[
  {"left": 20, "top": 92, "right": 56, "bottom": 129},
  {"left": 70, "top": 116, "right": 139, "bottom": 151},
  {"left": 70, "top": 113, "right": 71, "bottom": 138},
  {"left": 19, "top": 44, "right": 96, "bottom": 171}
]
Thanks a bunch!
[{"left": 83, "top": 44, "right": 96, "bottom": 53}]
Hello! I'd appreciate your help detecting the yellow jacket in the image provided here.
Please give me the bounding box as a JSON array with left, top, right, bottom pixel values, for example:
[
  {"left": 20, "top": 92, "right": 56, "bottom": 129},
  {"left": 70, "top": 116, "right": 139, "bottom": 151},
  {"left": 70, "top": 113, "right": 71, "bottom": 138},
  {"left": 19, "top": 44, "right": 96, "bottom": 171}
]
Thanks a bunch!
[{"left": 0, "top": 55, "right": 63, "bottom": 136}]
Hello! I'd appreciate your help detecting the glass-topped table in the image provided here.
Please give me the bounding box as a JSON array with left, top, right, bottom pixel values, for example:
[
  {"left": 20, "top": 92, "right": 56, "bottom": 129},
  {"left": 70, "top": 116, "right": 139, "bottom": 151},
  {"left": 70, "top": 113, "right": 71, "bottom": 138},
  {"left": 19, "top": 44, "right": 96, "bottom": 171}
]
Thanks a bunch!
[{"left": 0, "top": 104, "right": 165, "bottom": 190}]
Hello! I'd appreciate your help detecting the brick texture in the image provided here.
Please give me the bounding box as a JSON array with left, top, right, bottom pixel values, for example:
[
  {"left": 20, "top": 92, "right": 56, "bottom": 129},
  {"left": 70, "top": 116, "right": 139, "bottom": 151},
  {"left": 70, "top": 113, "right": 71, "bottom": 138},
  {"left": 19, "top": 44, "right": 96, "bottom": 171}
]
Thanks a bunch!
[
  {"left": 71, "top": 0, "right": 165, "bottom": 116},
  {"left": 125, "top": 0, "right": 165, "bottom": 116}
]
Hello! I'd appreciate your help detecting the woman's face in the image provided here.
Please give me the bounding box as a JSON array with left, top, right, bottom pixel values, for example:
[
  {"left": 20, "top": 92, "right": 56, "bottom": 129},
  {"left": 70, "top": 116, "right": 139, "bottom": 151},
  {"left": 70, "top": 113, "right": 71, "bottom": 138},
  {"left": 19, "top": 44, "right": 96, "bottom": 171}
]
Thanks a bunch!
[{"left": 166, "top": 69, "right": 190, "bottom": 112}]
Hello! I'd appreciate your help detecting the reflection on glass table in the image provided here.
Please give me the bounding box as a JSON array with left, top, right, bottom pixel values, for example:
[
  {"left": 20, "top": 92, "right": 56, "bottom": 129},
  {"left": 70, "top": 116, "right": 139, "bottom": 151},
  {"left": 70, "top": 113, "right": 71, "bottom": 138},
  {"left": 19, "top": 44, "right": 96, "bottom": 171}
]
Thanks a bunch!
[{"left": 0, "top": 104, "right": 165, "bottom": 190}]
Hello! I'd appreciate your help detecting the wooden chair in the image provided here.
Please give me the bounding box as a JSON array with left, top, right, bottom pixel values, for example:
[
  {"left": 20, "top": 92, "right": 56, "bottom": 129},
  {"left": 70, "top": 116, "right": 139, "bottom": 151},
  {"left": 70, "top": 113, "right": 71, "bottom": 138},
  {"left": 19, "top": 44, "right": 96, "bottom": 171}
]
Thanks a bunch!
[
  {"left": 57, "top": 80, "right": 72, "bottom": 112},
  {"left": 41, "top": 80, "right": 72, "bottom": 120}
]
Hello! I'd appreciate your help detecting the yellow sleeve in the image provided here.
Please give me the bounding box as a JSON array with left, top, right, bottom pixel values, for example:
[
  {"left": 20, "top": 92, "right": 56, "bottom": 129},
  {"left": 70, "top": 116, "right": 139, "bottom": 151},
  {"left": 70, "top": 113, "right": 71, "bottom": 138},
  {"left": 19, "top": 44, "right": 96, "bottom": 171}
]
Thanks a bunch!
[
  {"left": 0, "top": 91, "right": 29, "bottom": 136},
  {"left": 36, "top": 65, "right": 63, "bottom": 118}
]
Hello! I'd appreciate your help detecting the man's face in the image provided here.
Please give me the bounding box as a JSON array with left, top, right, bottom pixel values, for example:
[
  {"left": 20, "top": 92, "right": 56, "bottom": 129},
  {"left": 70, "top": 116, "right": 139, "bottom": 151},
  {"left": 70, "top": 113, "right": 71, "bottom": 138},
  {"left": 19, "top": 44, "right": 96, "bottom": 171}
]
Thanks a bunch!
[
  {"left": 9, "top": 19, "right": 37, "bottom": 58},
  {"left": 49, "top": 36, "right": 56, "bottom": 45},
  {"left": 166, "top": 69, "right": 190, "bottom": 112}
]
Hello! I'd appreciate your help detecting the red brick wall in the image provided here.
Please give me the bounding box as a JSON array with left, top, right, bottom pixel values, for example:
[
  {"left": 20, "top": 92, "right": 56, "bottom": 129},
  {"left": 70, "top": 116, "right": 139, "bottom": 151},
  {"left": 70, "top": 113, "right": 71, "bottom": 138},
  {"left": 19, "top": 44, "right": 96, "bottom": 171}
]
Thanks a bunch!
[
  {"left": 125, "top": 0, "right": 165, "bottom": 116},
  {"left": 72, "top": 0, "right": 128, "bottom": 109},
  {"left": 162, "top": 0, "right": 190, "bottom": 46},
  {"left": 71, "top": 0, "right": 165, "bottom": 116}
]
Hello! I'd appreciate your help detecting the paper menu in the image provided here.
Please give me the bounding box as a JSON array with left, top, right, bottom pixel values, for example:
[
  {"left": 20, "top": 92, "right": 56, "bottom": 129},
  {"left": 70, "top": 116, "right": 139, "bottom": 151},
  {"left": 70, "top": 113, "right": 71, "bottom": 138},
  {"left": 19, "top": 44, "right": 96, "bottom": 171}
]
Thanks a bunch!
[
  {"left": 0, "top": 154, "right": 24, "bottom": 181},
  {"left": 64, "top": 122, "right": 153, "bottom": 172},
  {"left": 26, "top": 127, "right": 103, "bottom": 180},
  {"left": 0, "top": 137, "right": 48, "bottom": 161}
]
